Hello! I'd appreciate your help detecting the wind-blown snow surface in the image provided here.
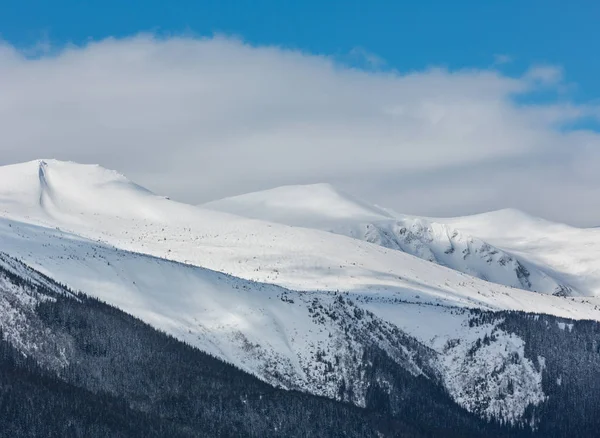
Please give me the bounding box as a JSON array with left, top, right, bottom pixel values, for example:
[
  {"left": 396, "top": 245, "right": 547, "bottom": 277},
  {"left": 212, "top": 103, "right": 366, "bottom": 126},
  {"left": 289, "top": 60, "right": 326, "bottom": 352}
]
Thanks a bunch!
[
  {"left": 203, "top": 184, "right": 575, "bottom": 296},
  {"left": 438, "top": 209, "right": 600, "bottom": 297},
  {"left": 1, "top": 160, "right": 600, "bottom": 425}
]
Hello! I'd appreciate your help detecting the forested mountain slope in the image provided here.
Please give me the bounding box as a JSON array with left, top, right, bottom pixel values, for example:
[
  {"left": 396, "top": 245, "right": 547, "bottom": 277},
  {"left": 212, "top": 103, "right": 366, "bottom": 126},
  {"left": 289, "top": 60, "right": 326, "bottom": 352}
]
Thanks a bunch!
[
  {"left": 1, "top": 160, "right": 600, "bottom": 436},
  {"left": 0, "top": 255, "right": 511, "bottom": 438}
]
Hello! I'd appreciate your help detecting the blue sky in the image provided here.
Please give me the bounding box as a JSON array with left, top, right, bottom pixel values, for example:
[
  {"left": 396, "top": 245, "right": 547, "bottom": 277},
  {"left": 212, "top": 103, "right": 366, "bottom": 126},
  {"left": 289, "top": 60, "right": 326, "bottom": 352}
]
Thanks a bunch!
[
  {"left": 2, "top": 0, "right": 599, "bottom": 101},
  {"left": 2, "top": 1, "right": 600, "bottom": 225}
]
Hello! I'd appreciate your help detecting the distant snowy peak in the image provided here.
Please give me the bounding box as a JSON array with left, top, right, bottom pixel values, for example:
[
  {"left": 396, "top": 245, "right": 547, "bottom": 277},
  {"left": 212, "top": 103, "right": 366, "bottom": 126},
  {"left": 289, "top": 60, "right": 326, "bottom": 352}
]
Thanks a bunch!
[
  {"left": 439, "top": 208, "right": 574, "bottom": 241},
  {"left": 0, "top": 159, "right": 184, "bottom": 222},
  {"left": 351, "top": 218, "right": 573, "bottom": 296},
  {"left": 438, "top": 208, "right": 600, "bottom": 297},
  {"left": 202, "top": 183, "right": 393, "bottom": 227},
  {"left": 204, "top": 184, "right": 576, "bottom": 296},
  {"left": 0, "top": 159, "right": 140, "bottom": 195}
]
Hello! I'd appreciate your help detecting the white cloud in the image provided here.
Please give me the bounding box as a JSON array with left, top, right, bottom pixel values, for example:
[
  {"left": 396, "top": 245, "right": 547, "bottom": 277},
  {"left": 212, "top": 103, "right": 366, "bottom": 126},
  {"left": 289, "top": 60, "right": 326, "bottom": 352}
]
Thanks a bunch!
[
  {"left": 348, "top": 47, "right": 386, "bottom": 69},
  {"left": 525, "top": 64, "right": 564, "bottom": 86},
  {"left": 493, "top": 54, "right": 513, "bottom": 65},
  {"left": 0, "top": 34, "right": 599, "bottom": 226}
]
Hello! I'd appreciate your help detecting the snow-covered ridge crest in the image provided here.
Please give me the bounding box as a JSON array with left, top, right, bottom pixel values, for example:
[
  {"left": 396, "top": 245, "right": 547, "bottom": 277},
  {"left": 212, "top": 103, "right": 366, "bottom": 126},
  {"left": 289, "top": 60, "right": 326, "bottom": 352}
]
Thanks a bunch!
[
  {"left": 204, "top": 184, "right": 576, "bottom": 296},
  {"left": 438, "top": 208, "right": 600, "bottom": 297},
  {"left": 0, "top": 159, "right": 160, "bottom": 222},
  {"left": 203, "top": 183, "right": 394, "bottom": 226}
]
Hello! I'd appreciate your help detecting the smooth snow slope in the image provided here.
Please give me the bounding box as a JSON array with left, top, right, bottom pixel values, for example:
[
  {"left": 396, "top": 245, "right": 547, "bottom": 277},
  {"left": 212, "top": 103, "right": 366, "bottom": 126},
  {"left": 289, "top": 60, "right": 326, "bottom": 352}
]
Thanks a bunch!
[
  {"left": 203, "top": 183, "right": 394, "bottom": 227},
  {"left": 204, "top": 184, "right": 575, "bottom": 296}
]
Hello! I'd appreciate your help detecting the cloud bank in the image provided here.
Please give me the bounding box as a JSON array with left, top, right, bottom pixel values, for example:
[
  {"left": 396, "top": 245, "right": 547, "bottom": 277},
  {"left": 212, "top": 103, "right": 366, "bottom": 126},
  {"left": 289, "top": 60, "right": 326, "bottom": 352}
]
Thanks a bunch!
[{"left": 1, "top": 35, "right": 599, "bottom": 225}]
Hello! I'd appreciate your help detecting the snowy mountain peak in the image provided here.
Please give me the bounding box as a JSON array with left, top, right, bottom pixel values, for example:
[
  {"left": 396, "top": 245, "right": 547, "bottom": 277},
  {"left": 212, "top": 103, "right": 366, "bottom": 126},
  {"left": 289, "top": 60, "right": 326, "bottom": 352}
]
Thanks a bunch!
[
  {"left": 1, "top": 158, "right": 132, "bottom": 184},
  {"left": 442, "top": 207, "right": 573, "bottom": 239},
  {"left": 438, "top": 208, "right": 600, "bottom": 296},
  {"left": 204, "top": 185, "right": 579, "bottom": 296},
  {"left": 203, "top": 183, "right": 393, "bottom": 227},
  {"left": 0, "top": 159, "right": 165, "bottom": 221},
  {"left": 3, "top": 159, "right": 600, "bottom": 433}
]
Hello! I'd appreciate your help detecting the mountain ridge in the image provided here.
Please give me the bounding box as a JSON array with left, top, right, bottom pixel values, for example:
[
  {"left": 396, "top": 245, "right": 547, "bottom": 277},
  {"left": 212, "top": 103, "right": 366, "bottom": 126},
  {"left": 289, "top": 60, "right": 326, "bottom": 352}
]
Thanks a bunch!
[
  {"left": 3, "top": 251, "right": 600, "bottom": 436},
  {"left": 203, "top": 183, "right": 580, "bottom": 297},
  {"left": 2, "top": 159, "right": 600, "bottom": 433}
]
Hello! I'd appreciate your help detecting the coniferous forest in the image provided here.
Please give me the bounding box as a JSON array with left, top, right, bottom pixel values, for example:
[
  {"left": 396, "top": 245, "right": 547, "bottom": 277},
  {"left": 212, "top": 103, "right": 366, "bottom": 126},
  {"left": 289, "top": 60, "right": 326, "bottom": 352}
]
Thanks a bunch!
[{"left": 1, "top": 261, "right": 600, "bottom": 437}]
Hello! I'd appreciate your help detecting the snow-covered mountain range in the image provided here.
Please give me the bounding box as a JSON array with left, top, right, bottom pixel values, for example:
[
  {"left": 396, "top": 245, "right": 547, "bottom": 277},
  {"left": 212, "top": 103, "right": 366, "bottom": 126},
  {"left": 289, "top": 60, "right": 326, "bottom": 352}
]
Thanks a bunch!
[
  {"left": 204, "top": 183, "right": 600, "bottom": 297},
  {"left": 2, "top": 159, "right": 600, "bottom": 430}
]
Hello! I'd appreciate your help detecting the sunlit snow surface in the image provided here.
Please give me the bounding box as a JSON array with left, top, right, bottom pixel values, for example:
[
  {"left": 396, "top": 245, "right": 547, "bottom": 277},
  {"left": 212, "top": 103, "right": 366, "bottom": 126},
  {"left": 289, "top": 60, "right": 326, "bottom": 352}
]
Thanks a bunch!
[
  {"left": 1, "top": 159, "right": 599, "bottom": 425},
  {"left": 204, "top": 183, "right": 600, "bottom": 297},
  {"left": 438, "top": 208, "right": 600, "bottom": 297}
]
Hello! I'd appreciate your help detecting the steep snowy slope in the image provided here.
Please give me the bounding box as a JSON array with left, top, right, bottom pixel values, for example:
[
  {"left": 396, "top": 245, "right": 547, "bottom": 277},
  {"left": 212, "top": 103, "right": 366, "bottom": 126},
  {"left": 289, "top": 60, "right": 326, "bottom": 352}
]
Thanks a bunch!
[
  {"left": 2, "top": 227, "right": 600, "bottom": 428},
  {"left": 2, "top": 160, "right": 600, "bottom": 427},
  {"left": 2, "top": 226, "right": 599, "bottom": 427},
  {"left": 0, "top": 256, "right": 454, "bottom": 438},
  {"left": 440, "top": 209, "right": 600, "bottom": 297},
  {"left": 204, "top": 184, "right": 574, "bottom": 296},
  {"left": 8, "top": 254, "right": 600, "bottom": 436}
]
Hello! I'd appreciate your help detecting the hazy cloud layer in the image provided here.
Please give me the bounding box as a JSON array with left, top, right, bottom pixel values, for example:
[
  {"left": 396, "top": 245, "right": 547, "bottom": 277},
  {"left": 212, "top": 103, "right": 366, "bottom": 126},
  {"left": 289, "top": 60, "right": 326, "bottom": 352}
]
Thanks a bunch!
[{"left": 1, "top": 35, "right": 599, "bottom": 225}]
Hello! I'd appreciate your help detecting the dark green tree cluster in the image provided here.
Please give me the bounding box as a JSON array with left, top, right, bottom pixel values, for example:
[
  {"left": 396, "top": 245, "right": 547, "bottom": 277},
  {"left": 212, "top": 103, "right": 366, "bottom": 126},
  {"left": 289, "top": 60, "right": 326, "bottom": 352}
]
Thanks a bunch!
[{"left": 2, "top": 257, "right": 600, "bottom": 437}]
